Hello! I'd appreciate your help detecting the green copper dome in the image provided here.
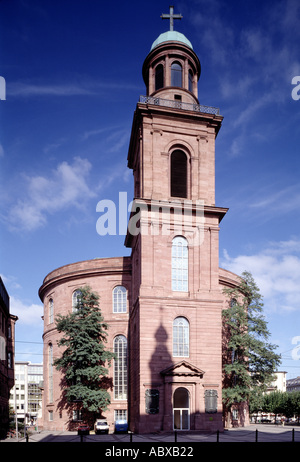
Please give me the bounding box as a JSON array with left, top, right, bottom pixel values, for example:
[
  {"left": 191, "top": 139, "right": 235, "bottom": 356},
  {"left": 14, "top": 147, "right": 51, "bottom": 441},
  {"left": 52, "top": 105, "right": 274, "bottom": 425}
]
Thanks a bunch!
[{"left": 150, "top": 31, "right": 193, "bottom": 51}]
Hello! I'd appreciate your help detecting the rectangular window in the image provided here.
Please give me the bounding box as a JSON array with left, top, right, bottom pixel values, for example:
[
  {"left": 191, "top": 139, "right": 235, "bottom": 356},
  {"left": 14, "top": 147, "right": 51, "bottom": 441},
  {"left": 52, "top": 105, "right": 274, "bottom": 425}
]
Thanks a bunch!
[
  {"left": 114, "top": 410, "right": 127, "bottom": 421},
  {"left": 73, "top": 410, "right": 82, "bottom": 421},
  {"left": 232, "top": 409, "right": 238, "bottom": 420}
]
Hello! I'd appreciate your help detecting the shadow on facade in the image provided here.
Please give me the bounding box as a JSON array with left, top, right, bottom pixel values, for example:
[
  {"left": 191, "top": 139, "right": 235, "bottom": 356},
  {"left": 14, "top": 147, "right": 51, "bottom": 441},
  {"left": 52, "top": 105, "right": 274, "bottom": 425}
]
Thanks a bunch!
[
  {"left": 146, "top": 322, "right": 225, "bottom": 433},
  {"left": 148, "top": 322, "right": 173, "bottom": 432}
]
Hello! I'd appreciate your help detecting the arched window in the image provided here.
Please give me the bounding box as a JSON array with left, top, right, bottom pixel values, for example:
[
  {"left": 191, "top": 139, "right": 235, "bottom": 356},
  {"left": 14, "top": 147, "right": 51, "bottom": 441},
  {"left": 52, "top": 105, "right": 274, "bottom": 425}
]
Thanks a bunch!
[
  {"left": 72, "top": 289, "right": 82, "bottom": 312},
  {"left": 170, "top": 150, "right": 187, "bottom": 198},
  {"left": 48, "top": 343, "right": 53, "bottom": 403},
  {"left": 114, "top": 335, "right": 127, "bottom": 400},
  {"left": 113, "top": 286, "right": 127, "bottom": 313},
  {"left": 173, "top": 317, "right": 189, "bottom": 357},
  {"left": 171, "top": 61, "right": 182, "bottom": 87},
  {"left": 155, "top": 64, "right": 164, "bottom": 90},
  {"left": 188, "top": 69, "right": 193, "bottom": 92},
  {"left": 172, "top": 236, "right": 188, "bottom": 291},
  {"left": 49, "top": 298, "right": 53, "bottom": 324}
]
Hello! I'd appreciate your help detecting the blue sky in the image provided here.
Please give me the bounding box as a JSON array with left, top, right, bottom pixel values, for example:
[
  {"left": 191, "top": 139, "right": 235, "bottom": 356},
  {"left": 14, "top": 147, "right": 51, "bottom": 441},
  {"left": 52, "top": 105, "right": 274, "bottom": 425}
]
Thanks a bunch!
[{"left": 1, "top": 0, "right": 300, "bottom": 379}]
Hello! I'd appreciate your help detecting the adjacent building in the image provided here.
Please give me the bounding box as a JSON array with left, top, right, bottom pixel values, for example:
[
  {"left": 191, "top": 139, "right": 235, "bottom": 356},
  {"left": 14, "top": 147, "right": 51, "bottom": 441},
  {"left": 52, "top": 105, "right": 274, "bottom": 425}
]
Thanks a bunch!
[
  {"left": 9, "top": 361, "right": 43, "bottom": 428},
  {"left": 287, "top": 376, "right": 300, "bottom": 393},
  {"left": 0, "top": 277, "right": 18, "bottom": 438}
]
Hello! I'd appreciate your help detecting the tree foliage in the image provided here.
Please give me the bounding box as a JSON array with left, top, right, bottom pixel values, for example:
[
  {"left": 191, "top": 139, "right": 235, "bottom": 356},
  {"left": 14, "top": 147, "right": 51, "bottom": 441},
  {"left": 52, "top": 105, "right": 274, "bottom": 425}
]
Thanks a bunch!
[
  {"left": 54, "top": 286, "right": 115, "bottom": 415},
  {"left": 260, "top": 391, "right": 300, "bottom": 421},
  {"left": 222, "top": 271, "right": 281, "bottom": 411}
]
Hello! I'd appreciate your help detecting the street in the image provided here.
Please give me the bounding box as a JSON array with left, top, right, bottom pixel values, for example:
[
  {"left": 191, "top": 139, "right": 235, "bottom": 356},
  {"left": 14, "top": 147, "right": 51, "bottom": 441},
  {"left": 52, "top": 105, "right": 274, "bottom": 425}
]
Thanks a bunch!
[{"left": 2, "top": 423, "right": 300, "bottom": 443}]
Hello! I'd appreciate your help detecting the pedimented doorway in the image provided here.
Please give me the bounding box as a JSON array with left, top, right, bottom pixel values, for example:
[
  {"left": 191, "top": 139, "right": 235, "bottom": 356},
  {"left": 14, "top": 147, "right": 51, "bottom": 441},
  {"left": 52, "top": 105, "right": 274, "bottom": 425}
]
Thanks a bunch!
[{"left": 173, "top": 387, "right": 190, "bottom": 430}]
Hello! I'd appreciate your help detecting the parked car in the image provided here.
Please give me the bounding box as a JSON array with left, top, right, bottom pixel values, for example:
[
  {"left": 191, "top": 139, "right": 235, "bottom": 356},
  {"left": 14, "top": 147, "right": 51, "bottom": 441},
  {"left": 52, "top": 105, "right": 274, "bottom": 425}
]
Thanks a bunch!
[
  {"left": 77, "top": 424, "right": 90, "bottom": 435},
  {"left": 115, "top": 419, "right": 128, "bottom": 433},
  {"left": 95, "top": 419, "right": 109, "bottom": 434}
]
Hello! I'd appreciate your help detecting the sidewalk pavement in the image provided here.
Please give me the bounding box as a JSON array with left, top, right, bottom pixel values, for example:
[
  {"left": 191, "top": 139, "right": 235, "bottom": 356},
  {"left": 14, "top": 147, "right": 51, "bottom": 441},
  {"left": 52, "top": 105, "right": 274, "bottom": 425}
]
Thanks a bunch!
[{"left": 2, "top": 424, "right": 300, "bottom": 443}]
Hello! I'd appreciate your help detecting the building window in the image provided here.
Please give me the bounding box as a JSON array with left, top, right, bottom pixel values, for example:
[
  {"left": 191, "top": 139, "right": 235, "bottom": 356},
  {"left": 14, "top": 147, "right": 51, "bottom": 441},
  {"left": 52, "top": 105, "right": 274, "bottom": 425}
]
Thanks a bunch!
[
  {"left": 170, "top": 150, "right": 187, "bottom": 198},
  {"left": 49, "top": 298, "right": 53, "bottom": 324},
  {"left": 48, "top": 343, "right": 53, "bottom": 403},
  {"left": 114, "top": 409, "right": 127, "bottom": 421},
  {"left": 73, "top": 410, "right": 82, "bottom": 421},
  {"left": 113, "top": 286, "right": 127, "bottom": 313},
  {"left": 172, "top": 236, "right": 188, "bottom": 291},
  {"left": 232, "top": 409, "right": 238, "bottom": 420},
  {"left": 72, "top": 289, "right": 82, "bottom": 312},
  {"left": 173, "top": 317, "right": 189, "bottom": 357},
  {"left": 155, "top": 64, "right": 164, "bottom": 90},
  {"left": 114, "top": 335, "right": 127, "bottom": 400},
  {"left": 188, "top": 69, "right": 193, "bottom": 92},
  {"left": 171, "top": 61, "right": 182, "bottom": 87},
  {"left": 7, "top": 351, "right": 12, "bottom": 368}
]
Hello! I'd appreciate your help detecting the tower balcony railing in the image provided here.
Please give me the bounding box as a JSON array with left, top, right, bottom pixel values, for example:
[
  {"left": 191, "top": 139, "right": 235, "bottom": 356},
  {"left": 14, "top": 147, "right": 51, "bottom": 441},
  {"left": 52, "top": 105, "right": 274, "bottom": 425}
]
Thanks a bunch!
[{"left": 139, "top": 95, "right": 220, "bottom": 115}]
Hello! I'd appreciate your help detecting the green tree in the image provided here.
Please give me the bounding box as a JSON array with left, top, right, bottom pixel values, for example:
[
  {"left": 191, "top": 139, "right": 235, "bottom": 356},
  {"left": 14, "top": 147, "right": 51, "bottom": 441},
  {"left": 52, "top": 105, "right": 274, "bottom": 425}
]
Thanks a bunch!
[
  {"left": 262, "top": 391, "right": 285, "bottom": 417},
  {"left": 290, "top": 391, "right": 300, "bottom": 423},
  {"left": 222, "top": 271, "right": 281, "bottom": 424},
  {"left": 54, "top": 286, "right": 115, "bottom": 421}
]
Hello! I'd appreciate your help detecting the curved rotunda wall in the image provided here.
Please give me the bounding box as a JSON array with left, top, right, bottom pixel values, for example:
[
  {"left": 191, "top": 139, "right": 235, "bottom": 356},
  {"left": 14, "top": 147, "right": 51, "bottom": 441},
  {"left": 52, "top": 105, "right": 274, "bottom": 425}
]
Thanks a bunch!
[{"left": 39, "top": 257, "right": 131, "bottom": 431}]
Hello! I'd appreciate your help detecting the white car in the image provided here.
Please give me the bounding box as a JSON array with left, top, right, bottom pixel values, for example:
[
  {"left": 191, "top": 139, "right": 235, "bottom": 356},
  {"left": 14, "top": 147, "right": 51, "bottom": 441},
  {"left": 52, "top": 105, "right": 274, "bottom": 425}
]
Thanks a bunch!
[{"left": 94, "top": 419, "right": 109, "bottom": 434}]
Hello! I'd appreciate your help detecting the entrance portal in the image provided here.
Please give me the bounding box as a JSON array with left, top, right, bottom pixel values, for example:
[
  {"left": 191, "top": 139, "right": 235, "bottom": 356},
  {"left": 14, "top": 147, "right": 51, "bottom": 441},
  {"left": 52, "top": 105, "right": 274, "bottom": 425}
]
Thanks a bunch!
[{"left": 173, "top": 387, "right": 190, "bottom": 430}]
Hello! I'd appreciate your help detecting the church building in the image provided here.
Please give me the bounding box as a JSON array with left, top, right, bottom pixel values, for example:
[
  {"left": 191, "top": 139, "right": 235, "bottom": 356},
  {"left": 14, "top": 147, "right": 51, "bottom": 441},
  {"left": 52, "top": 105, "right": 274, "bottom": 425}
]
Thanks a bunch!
[{"left": 39, "top": 8, "right": 246, "bottom": 433}]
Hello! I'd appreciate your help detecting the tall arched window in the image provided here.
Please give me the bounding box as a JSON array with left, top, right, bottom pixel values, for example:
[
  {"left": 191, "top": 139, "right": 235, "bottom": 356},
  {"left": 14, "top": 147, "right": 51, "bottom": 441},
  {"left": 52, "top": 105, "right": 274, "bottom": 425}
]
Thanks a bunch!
[
  {"left": 188, "top": 69, "right": 193, "bottom": 92},
  {"left": 113, "top": 286, "right": 127, "bottom": 313},
  {"left": 49, "top": 298, "right": 53, "bottom": 324},
  {"left": 173, "top": 317, "right": 189, "bottom": 357},
  {"left": 172, "top": 236, "right": 188, "bottom": 291},
  {"left": 48, "top": 343, "right": 53, "bottom": 403},
  {"left": 72, "top": 289, "right": 82, "bottom": 312},
  {"left": 155, "top": 64, "right": 164, "bottom": 90},
  {"left": 114, "top": 335, "right": 127, "bottom": 400},
  {"left": 170, "top": 150, "right": 187, "bottom": 198},
  {"left": 171, "top": 61, "right": 182, "bottom": 87}
]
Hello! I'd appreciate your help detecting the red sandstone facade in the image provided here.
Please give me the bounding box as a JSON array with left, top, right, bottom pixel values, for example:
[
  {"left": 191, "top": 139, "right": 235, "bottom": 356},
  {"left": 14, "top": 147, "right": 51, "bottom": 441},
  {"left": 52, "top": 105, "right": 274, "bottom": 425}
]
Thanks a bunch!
[{"left": 39, "top": 24, "right": 247, "bottom": 433}]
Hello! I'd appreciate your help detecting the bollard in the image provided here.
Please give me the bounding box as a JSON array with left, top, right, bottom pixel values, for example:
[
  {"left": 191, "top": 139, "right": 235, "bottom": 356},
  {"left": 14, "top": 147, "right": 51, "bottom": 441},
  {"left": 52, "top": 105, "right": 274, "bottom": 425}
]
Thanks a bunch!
[
  {"left": 292, "top": 428, "right": 295, "bottom": 442},
  {"left": 216, "top": 430, "right": 219, "bottom": 442},
  {"left": 255, "top": 429, "right": 258, "bottom": 442},
  {"left": 174, "top": 430, "right": 177, "bottom": 442}
]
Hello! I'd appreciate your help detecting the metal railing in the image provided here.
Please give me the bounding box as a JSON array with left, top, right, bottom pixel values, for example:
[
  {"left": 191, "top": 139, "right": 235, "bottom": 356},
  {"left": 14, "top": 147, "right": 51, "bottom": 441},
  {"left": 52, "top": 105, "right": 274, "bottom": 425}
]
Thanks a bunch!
[{"left": 139, "top": 95, "right": 220, "bottom": 115}]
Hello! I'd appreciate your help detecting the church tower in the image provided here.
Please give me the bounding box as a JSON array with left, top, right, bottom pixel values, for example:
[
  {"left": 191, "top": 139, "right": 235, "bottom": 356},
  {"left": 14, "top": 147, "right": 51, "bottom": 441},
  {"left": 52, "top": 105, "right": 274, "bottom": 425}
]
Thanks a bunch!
[
  {"left": 125, "top": 7, "right": 228, "bottom": 433},
  {"left": 39, "top": 7, "right": 246, "bottom": 434}
]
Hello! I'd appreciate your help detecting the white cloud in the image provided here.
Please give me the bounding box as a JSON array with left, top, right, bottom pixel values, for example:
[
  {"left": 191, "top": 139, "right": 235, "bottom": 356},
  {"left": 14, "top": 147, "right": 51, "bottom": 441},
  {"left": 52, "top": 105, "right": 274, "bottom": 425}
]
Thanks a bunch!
[
  {"left": 9, "top": 82, "right": 96, "bottom": 97},
  {"left": 7, "top": 156, "right": 96, "bottom": 231},
  {"left": 8, "top": 79, "right": 140, "bottom": 98},
  {"left": 249, "top": 184, "right": 300, "bottom": 217},
  {"left": 10, "top": 296, "right": 43, "bottom": 327},
  {"left": 221, "top": 239, "right": 300, "bottom": 314}
]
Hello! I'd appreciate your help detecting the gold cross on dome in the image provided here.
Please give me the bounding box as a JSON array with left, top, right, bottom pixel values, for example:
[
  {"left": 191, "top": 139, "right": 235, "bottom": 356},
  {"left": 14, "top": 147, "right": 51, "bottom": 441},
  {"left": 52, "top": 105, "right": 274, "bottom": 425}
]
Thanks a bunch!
[{"left": 161, "top": 5, "right": 183, "bottom": 31}]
